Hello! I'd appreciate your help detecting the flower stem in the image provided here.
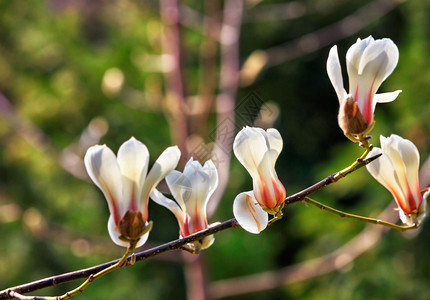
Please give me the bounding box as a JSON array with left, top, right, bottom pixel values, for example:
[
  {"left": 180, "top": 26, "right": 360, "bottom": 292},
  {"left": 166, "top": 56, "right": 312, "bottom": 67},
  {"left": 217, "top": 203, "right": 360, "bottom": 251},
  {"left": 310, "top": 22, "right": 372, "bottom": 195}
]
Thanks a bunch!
[
  {"left": 303, "top": 197, "right": 418, "bottom": 232},
  {"left": 333, "top": 141, "right": 373, "bottom": 182}
]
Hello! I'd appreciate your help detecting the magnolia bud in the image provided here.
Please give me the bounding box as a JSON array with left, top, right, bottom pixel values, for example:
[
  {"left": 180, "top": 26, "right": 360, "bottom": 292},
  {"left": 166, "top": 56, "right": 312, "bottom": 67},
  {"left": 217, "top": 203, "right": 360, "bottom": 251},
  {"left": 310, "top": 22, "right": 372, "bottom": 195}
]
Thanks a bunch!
[
  {"left": 337, "top": 95, "right": 368, "bottom": 135},
  {"left": 118, "top": 210, "right": 147, "bottom": 242}
]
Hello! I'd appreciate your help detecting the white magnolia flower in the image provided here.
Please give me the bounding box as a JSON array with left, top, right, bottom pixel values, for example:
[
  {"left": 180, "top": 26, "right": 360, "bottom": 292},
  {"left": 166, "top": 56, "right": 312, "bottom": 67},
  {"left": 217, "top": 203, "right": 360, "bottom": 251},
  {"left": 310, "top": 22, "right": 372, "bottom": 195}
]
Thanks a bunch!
[
  {"left": 233, "top": 127, "right": 286, "bottom": 233},
  {"left": 150, "top": 158, "right": 218, "bottom": 249},
  {"left": 366, "top": 134, "right": 428, "bottom": 225},
  {"left": 84, "top": 137, "right": 181, "bottom": 247},
  {"left": 233, "top": 126, "right": 286, "bottom": 211},
  {"left": 327, "top": 36, "right": 401, "bottom": 134}
]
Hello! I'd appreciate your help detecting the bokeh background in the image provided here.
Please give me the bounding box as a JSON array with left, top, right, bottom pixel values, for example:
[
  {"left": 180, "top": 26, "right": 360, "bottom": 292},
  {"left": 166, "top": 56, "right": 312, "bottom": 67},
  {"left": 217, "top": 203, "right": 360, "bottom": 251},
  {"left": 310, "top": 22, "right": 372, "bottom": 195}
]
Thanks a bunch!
[{"left": 1, "top": 0, "right": 430, "bottom": 299}]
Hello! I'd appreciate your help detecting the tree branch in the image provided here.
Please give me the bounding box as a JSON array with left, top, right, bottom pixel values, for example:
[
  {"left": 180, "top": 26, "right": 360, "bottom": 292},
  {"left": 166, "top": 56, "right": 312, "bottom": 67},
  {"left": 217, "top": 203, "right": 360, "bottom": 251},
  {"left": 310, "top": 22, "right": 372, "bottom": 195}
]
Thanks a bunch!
[{"left": 0, "top": 153, "right": 380, "bottom": 299}]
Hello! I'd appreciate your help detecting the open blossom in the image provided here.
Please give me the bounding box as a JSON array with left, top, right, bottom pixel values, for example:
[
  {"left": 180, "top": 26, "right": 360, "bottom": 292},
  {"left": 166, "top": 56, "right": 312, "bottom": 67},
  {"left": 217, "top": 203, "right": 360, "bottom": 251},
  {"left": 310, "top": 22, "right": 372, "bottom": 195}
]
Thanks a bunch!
[
  {"left": 150, "top": 158, "right": 218, "bottom": 250},
  {"left": 366, "top": 134, "right": 429, "bottom": 225},
  {"left": 327, "top": 36, "right": 401, "bottom": 135},
  {"left": 233, "top": 127, "right": 286, "bottom": 233},
  {"left": 84, "top": 137, "right": 181, "bottom": 248}
]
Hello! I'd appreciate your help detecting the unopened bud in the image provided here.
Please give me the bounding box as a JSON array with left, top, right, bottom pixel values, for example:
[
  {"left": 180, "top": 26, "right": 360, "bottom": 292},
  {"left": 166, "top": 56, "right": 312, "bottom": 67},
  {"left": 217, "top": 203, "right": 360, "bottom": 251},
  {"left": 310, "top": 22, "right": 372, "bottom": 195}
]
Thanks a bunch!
[
  {"left": 338, "top": 95, "right": 368, "bottom": 135},
  {"left": 118, "top": 210, "right": 147, "bottom": 242}
]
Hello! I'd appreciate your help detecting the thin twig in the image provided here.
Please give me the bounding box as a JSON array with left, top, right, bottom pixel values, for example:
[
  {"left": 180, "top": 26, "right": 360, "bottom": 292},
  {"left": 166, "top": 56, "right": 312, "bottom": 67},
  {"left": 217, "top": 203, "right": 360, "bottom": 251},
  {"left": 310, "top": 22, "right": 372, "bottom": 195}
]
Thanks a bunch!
[
  {"left": 284, "top": 153, "right": 381, "bottom": 206},
  {"left": 208, "top": 202, "right": 398, "bottom": 298},
  {"left": 0, "top": 219, "right": 239, "bottom": 299},
  {"left": 303, "top": 197, "right": 417, "bottom": 232}
]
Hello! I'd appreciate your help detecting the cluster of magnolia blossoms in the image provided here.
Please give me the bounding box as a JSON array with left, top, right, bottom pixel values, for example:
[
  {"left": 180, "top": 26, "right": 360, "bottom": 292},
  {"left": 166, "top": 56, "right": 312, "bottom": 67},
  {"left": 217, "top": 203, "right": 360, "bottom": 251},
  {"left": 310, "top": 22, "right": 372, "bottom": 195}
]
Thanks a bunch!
[
  {"left": 327, "top": 36, "right": 429, "bottom": 225},
  {"left": 84, "top": 137, "right": 217, "bottom": 249}
]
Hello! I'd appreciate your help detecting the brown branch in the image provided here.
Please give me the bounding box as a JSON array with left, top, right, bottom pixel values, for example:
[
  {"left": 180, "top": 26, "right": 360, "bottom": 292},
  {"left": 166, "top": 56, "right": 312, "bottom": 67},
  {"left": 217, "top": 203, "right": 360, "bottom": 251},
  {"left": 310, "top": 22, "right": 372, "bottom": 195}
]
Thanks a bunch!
[
  {"left": 0, "top": 153, "right": 378, "bottom": 299},
  {"left": 208, "top": 202, "right": 397, "bottom": 298},
  {"left": 283, "top": 153, "right": 381, "bottom": 206},
  {"left": 0, "top": 219, "right": 239, "bottom": 299},
  {"left": 207, "top": 154, "right": 430, "bottom": 298}
]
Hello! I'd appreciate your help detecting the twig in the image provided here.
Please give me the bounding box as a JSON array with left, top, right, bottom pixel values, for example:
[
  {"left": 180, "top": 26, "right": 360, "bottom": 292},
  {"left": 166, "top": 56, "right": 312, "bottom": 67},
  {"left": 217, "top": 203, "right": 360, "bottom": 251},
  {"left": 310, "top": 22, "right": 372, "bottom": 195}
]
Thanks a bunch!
[
  {"left": 284, "top": 153, "right": 381, "bottom": 206},
  {"left": 303, "top": 197, "right": 417, "bottom": 232},
  {"left": 0, "top": 219, "right": 239, "bottom": 299},
  {"left": 208, "top": 202, "right": 398, "bottom": 298}
]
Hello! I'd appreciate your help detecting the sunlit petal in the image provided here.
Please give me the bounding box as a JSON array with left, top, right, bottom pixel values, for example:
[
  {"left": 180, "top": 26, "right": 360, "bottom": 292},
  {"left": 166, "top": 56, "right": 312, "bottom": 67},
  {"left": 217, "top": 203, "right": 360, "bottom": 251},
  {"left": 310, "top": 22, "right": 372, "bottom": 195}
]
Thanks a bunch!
[
  {"left": 117, "top": 137, "right": 149, "bottom": 213},
  {"left": 142, "top": 146, "right": 181, "bottom": 216},
  {"left": 327, "top": 46, "right": 347, "bottom": 103},
  {"left": 233, "top": 191, "right": 268, "bottom": 234},
  {"left": 84, "top": 145, "right": 122, "bottom": 224}
]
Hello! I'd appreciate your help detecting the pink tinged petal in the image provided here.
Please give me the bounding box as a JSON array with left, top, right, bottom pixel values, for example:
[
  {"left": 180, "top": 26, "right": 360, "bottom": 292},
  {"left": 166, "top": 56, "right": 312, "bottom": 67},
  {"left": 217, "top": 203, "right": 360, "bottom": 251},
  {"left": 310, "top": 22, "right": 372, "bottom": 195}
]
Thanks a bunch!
[
  {"left": 233, "top": 191, "right": 268, "bottom": 234},
  {"left": 346, "top": 36, "right": 374, "bottom": 97},
  {"left": 254, "top": 150, "right": 286, "bottom": 209},
  {"left": 366, "top": 147, "right": 406, "bottom": 210},
  {"left": 356, "top": 39, "right": 399, "bottom": 124},
  {"left": 374, "top": 90, "right": 402, "bottom": 103},
  {"left": 84, "top": 145, "right": 122, "bottom": 225},
  {"left": 327, "top": 46, "right": 347, "bottom": 103},
  {"left": 107, "top": 215, "right": 150, "bottom": 248},
  {"left": 141, "top": 146, "right": 181, "bottom": 220},
  {"left": 380, "top": 135, "right": 419, "bottom": 211},
  {"left": 117, "top": 137, "right": 149, "bottom": 213},
  {"left": 394, "top": 135, "right": 422, "bottom": 210},
  {"left": 183, "top": 165, "right": 211, "bottom": 233},
  {"left": 233, "top": 127, "right": 270, "bottom": 178}
]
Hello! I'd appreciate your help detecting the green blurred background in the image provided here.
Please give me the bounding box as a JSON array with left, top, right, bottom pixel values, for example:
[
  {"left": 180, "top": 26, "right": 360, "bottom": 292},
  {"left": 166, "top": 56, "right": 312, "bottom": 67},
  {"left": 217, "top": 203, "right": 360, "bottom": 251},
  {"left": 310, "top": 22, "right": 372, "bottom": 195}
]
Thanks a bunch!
[{"left": 1, "top": 0, "right": 430, "bottom": 299}]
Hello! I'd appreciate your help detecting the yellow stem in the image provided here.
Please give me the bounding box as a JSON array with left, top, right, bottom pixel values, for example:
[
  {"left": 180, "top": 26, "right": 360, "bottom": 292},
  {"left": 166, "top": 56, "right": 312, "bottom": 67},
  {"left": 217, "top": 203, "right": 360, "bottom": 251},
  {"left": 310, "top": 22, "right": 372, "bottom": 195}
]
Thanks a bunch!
[{"left": 303, "top": 197, "right": 418, "bottom": 232}]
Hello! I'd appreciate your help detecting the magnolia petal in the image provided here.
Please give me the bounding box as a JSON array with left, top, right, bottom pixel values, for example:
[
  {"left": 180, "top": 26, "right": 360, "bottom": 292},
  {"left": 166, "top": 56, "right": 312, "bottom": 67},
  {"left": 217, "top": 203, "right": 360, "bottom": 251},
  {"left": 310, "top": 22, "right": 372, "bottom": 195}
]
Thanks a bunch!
[
  {"left": 165, "top": 170, "right": 187, "bottom": 212},
  {"left": 183, "top": 165, "right": 210, "bottom": 229},
  {"left": 107, "top": 215, "right": 150, "bottom": 248},
  {"left": 346, "top": 36, "right": 373, "bottom": 96},
  {"left": 150, "top": 189, "right": 185, "bottom": 223},
  {"left": 398, "top": 208, "right": 409, "bottom": 225},
  {"left": 117, "top": 137, "right": 149, "bottom": 213},
  {"left": 233, "top": 191, "right": 268, "bottom": 234},
  {"left": 374, "top": 90, "right": 402, "bottom": 103},
  {"left": 266, "top": 128, "right": 283, "bottom": 163},
  {"left": 202, "top": 159, "right": 219, "bottom": 198},
  {"left": 141, "top": 146, "right": 181, "bottom": 216},
  {"left": 358, "top": 39, "right": 399, "bottom": 100},
  {"left": 84, "top": 145, "right": 122, "bottom": 224},
  {"left": 366, "top": 147, "right": 404, "bottom": 202},
  {"left": 233, "top": 127, "right": 269, "bottom": 178},
  {"left": 327, "top": 46, "right": 347, "bottom": 103}
]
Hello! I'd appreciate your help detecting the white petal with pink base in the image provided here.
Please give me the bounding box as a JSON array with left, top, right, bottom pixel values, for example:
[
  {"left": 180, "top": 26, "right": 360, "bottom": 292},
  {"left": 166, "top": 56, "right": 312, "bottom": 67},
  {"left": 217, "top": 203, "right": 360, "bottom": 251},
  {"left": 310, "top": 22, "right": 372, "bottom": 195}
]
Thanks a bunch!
[{"left": 84, "top": 137, "right": 181, "bottom": 248}]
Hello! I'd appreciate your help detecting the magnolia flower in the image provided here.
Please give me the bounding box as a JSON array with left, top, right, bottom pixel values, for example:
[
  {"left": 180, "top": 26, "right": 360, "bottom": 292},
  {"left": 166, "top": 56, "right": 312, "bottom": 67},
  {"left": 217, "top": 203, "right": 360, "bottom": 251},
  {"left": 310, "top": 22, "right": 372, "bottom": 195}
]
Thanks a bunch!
[
  {"left": 233, "top": 127, "right": 286, "bottom": 233},
  {"left": 366, "top": 134, "right": 429, "bottom": 225},
  {"left": 84, "top": 137, "right": 181, "bottom": 248},
  {"left": 327, "top": 36, "right": 401, "bottom": 136},
  {"left": 150, "top": 158, "right": 218, "bottom": 250}
]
